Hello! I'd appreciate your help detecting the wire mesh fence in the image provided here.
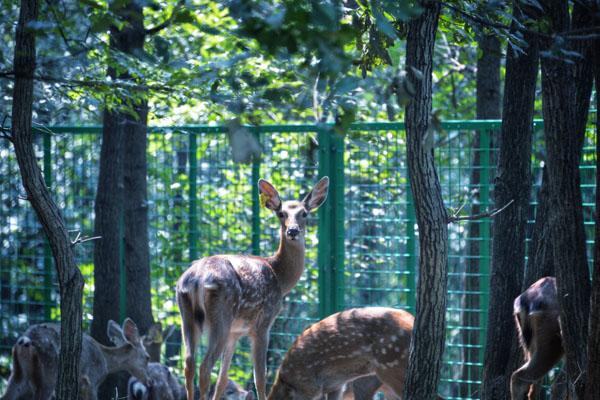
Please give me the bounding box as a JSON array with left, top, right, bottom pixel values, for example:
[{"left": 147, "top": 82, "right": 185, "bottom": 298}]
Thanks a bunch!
[{"left": 0, "top": 119, "right": 596, "bottom": 399}]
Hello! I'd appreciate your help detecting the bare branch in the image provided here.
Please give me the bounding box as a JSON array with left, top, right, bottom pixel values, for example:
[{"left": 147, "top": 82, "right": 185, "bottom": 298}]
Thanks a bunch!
[
  {"left": 70, "top": 230, "right": 102, "bottom": 246},
  {"left": 447, "top": 199, "right": 514, "bottom": 223}
]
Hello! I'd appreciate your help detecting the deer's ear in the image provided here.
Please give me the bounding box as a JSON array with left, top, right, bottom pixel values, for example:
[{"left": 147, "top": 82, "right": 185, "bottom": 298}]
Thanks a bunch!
[
  {"left": 258, "top": 179, "right": 282, "bottom": 211},
  {"left": 302, "top": 176, "right": 329, "bottom": 212},
  {"left": 122, "top": 318, "right": 141, "bottom": 344},
  {"left": 107, "top": 320, "right": 126, "bottom": 346}
]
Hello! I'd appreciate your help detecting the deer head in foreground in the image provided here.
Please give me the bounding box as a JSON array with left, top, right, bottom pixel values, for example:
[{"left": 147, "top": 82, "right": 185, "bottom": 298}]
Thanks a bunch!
[
  {"left": 0, "top": 318, "right": 151, "bottom": 400},
  {"left": 176, "top": 177, "right": 329, "bottom": 400},
  {"left": 267, "top": 307, "right": 414, "bottom": 400},
  {"left": 511, "top": 276, "right": 563, "bottom": 400}
]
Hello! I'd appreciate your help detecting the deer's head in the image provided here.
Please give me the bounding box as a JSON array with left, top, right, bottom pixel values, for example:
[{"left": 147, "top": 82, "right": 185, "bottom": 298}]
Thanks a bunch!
[
  {"left": 107, "top": 318, "right": 152, "bottom": 386},
  {"left": 259, "top": 177, "right": 329, "bottom": 245}
]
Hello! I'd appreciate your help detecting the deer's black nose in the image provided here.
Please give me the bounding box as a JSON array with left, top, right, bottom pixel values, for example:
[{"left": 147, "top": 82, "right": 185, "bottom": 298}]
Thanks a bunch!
[{"left": 287, "top": 227, "right": 300, "bottom": 238}]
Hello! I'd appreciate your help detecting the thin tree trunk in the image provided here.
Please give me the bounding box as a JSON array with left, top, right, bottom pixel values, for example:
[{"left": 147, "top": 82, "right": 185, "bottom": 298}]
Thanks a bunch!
[
  {"left": 11, "top": 0, "right": 84, "bottom": 398},
  {"left": 585, "top": 55, "right": 600, "bottom": 399},
  {"left": 481, "top": 3, "right": 539, "bottom": 398},
  {"left": 460, "top": 33, "right": 501, "bottom": 398},
  {"left": 540, "top": 1, "right": 592, "bottom": 397},
  {"left": 402, "top": 2, "right": 447, "bottom": 399}
]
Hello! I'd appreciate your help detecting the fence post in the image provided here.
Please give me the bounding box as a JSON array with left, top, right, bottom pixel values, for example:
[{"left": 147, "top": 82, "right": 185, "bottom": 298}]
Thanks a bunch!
[
  {"left": 43, "top": 131, "right": 52, "bottom": 320},
  {"left": 317, "top": 128, "right": 345, "bottom": 319},
  {"left": 317, "top": 127, "right": 332, "bottom": 319},
  {"left": 331, "top": 132, "right": 345, "bottom": 312},
  {"left": 251, "top": 131, "right": 261, "bottom": 255},
  {"left": 478, "top": 128, "right": 491, "bottom": 364},
  {"left": 189, "top": 131, "right": 198, "bottom": 261}
]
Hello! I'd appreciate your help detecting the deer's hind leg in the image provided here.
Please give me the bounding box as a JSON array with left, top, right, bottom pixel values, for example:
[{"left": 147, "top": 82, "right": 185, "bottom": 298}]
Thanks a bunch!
[
  {"left": 212, "top": 333, "right": 241, "bottom": 400},
  {"left": 178, "top": 291, "right": 202, "bottom": 400},
  {"left": 198, "top": 308, "right": 233, "bottom": 400}
]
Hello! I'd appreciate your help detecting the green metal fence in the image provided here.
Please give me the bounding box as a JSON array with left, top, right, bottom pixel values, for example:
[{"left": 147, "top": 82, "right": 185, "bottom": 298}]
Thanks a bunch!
[{"left": 0, "top": 119, "right": 596, "bottom": 399}]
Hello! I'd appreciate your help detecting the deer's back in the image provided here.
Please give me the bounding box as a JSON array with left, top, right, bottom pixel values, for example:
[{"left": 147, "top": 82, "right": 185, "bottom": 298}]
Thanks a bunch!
[
  {"left": 514, "top": 277, "right": 562, "bottom": 354},
  {"left": 178, "top": 255, "right": 283, "bottom": 326},
  {"left": 280, "top": 307, "right": 413, "bottom": 392}
]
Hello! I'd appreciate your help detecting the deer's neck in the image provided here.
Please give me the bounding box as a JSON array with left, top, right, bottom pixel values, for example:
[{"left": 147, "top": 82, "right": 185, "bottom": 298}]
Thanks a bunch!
[
  {"left": 270, "top": 227, "right": 306, "bottom": 295},
  {"left": 101, "top": 344, "right": 136, "bottom": 375}
]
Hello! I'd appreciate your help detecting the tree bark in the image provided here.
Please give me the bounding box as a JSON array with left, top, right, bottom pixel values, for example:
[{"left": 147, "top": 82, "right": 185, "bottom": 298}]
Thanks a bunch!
[
  {"left": 402, "top": 2, "right": 447, "bottom": 399},
  {"left": 11, "top": 0, "right": 84, "bottom": 398},
  {"left": 524, "top": 166, "right": 554, "bottom": 288},
  {"left": 584, "top": 13, "right": 600, "bottom": 400},
  {"left": 481, "top": 3, "right": 539, "bottom": 398},
  {"left": 94, "top": 2, "right": 153, "bottom": 397},
  {"left": 91, "top": 109, "right": 124, "bottom": 345},
  {"left": 540, "top": 1, "right": 593, "bottom": 397},
  {"left": 460, "top": 33, "right": 501, "bottom": 398}
]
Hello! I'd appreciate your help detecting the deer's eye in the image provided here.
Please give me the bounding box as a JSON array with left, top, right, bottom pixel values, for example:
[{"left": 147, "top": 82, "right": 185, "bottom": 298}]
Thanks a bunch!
[
  {"left": 277, "top": 211, "right": 286, "bottom": 218},
  {"left": 301, "top": 211, "right": 308, "bottom": 218}
]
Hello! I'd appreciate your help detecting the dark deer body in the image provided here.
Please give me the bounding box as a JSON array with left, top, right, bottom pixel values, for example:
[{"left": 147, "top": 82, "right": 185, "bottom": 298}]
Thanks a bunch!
[
  {"left": 511, "top": 276, "right": 563, "bottom": 399},
  {"left": 268, "top": 307, "right": 414, "bottom": 400},
  {"left": 176, "top": 177, "right": 329, "bottom": 400},
  {"left": 1, "top": 319, "right": 150, "bottom": 400}
]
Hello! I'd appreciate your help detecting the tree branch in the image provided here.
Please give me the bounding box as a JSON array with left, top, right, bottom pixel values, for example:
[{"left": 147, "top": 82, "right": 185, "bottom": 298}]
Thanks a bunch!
[
  {"left": 145, "top": 2, "right": 184, "bottom": 35},
  {"left": 447, "top": 199, "right": 514, "bottom": 223},
  {"left": 439, "top": 1, "right": 600, "bottom": 41}
]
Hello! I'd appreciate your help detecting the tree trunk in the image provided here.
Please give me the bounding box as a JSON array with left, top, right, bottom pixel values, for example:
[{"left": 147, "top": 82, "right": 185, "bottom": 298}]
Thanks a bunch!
[
  {"left": 480, "top": 3, "right": 539, "bottom": 398},
  {"left": 402, "top": 3, "right": 447, "bottom": 399},
  {"left": 94, "top": 2, "right": 153, "bottom": 397},
  {"left": 585, "top": 53, "right": 600, "bottom": 399},
  {"left": 123, "top": 104, "right": 153, "bottom": 333},
  {"left": 460, "top": 33, "right": 501, "bottom": 398},
  {"left": 91, "top": 109, "right": 124, "bottom": 345},
  {"left": 11, "top": 0, "right": 84, "bottom": 398},
  {"left": 540, "top": 1, "right": 593, "bottom": 397},
  {"left": 524, "top": 166, "right": 554, "bottom": 287}
]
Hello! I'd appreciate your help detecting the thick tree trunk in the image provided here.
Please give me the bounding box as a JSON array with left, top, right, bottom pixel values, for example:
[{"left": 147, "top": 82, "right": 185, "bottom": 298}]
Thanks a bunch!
[
  {"left": 460, "top": 33, "right": 501, "bottom": 398},
  {"left": 11, "top": 0, "right": 84, "bottom": 399},
  {"left": 91, "top": 109, "right": 124, "bottom": 345},
  {"left": 524, "top": 166, "right": 554, "bottom": 287},
  {"left": 540, "top": 1, "right": 592, "bottom": 397},
  {"left": 94, "top": 2, "right": 153, "bottom": 397},
  {"left": 480, "top": 4, "right": 538, "bottom": 398},
  {"left": 585, "top": 64, "right": 600, "bottom": 400},
  {"left": 123, "top": 105, "right": 153, "bottom": 333},
  {"left": 402, "top": 3, "right": 447, "bottom": 399}
]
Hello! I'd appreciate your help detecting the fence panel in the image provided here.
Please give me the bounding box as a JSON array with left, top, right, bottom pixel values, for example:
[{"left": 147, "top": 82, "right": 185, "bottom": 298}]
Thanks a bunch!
[{"left": 0, "top": 119, "right": 596, "bottom": 399}]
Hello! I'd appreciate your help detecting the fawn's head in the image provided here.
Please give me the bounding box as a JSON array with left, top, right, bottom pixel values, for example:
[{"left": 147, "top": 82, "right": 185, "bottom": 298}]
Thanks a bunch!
[
  {"left": 107, "top": 318, "right": 151, "bottom": 385},
  {"left": 259, "top": 177, "right": 329, "bottom": 244}
]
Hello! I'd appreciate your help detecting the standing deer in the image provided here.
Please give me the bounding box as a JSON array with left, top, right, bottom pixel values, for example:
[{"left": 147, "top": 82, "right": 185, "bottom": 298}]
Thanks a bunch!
[
  {"left": 176, "top": 177, "right": 329, "bottom": 400},
  {"left": 1, "top": 318, "right": 151, "bottom": 400},
  {"left": 511, "top": 276, "right": 563, "bottom": 400},
  {"left": 267, "top": 307, "right": 415, "bottom": 400}
]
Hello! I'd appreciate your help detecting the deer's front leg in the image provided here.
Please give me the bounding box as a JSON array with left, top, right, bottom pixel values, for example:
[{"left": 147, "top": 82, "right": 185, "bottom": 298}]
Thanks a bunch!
[{"left": 251, "top": 330, "right": 270, "bottom": 400}]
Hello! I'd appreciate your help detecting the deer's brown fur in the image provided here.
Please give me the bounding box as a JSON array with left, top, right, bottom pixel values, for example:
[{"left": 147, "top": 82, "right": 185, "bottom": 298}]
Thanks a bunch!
[
  {"left": 511, "top": 276, "right": 564, "bottom": 400},
  {"left": 176, "top": 177, "right": 329, "bottom": 400}
]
